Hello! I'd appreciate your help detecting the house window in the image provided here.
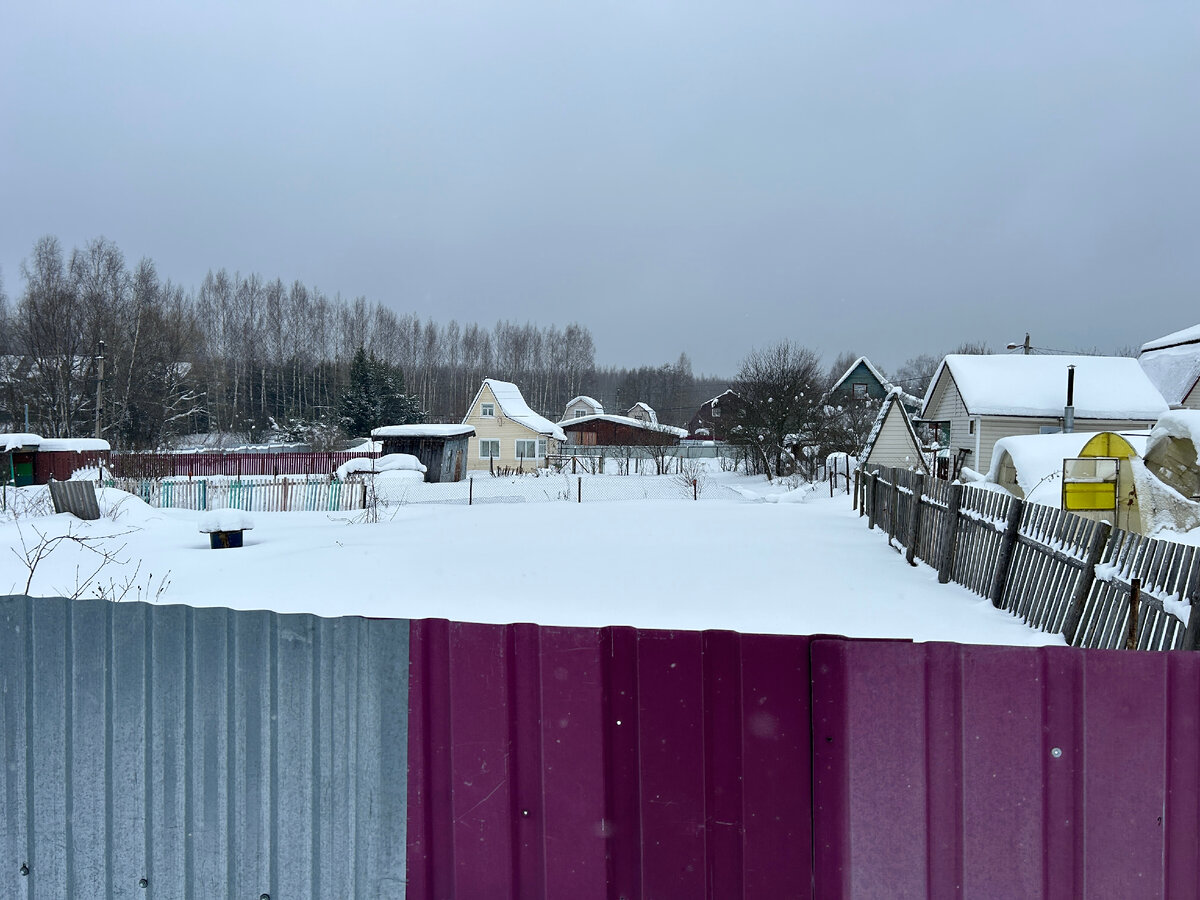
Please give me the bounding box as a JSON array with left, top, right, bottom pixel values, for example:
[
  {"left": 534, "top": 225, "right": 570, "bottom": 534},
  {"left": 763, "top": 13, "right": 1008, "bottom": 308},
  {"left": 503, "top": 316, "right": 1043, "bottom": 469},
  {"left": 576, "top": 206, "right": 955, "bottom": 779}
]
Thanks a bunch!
[
  {"left": 852, "top": 383, "right": 868, "bottom": 399},
  {"left": 575, "top": 409, "right": 586, "bottom": 418},
  {"left": 516, "top": 439, "right": 538, "bottom": 460},
  {"left": 711, "top": 405, "right": 721, "bottom": 418},
  {"left": 481, "top": 402, "right": 495, "bottom": 417},
  {"left": 479, "top": 439, "right": 500, "bottom": 459},
  {"left": 538, "top": 439, "right": 547, "bottom": 458},
  {"left": 968, "top": 419, "right": 976, "bottom": 435}
]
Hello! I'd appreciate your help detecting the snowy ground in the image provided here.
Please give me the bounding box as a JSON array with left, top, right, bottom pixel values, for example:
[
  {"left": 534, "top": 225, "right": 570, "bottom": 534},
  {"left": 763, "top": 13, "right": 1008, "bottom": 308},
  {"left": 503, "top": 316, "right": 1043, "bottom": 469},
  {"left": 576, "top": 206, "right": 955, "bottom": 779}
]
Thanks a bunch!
[{"left": 0, "top": 470, "right": 1059, "bottom": 646}]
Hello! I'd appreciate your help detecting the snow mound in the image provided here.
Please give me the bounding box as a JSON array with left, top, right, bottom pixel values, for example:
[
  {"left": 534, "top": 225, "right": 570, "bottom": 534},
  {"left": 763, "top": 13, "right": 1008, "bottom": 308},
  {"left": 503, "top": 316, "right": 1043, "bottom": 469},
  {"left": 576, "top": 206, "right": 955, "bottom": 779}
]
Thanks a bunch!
[
  {"left": 198, "top": 509, "right": 256, "bottom": 533},
  {"left": 335, "top": 453, "right": 427, "bottom": 480}
]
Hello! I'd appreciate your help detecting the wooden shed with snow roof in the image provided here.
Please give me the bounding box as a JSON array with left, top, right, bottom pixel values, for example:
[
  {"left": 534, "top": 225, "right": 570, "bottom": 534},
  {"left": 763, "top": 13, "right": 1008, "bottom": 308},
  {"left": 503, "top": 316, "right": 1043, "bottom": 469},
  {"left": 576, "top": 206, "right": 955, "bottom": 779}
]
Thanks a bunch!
[
  {"left": 921, "top": 354, "right": 1168, "bottom": 476},
  {"left": 371, "top": 424, "right": 475, "bottom": 483},
  {"left": 560, "top": 415, "right": 687, "bottom": 448},
  {"left": 1, "top": 434, "right": 110, "bottom": 486}
]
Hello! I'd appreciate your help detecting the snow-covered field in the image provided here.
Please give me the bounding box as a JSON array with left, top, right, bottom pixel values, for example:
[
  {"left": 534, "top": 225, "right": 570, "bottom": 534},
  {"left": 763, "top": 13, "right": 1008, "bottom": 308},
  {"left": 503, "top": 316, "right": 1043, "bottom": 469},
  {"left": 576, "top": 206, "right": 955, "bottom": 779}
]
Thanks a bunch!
[{"left": 0, "top": 471, "right": 1059, "bottom": 646}]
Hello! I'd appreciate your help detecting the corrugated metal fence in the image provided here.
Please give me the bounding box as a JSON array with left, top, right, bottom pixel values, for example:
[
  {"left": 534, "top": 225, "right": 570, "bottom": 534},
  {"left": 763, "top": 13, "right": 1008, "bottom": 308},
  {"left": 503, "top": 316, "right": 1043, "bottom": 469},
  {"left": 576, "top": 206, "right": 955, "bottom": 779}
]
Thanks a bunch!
[
  {"left": 0, "top": 596, "right": 407, "bottom": 899},
  {"left": 862, "top": 466, "right": 1200, "bottom": 651},
  {"left": 7, "top": 601, "right": 1200, "bottom": 898}
]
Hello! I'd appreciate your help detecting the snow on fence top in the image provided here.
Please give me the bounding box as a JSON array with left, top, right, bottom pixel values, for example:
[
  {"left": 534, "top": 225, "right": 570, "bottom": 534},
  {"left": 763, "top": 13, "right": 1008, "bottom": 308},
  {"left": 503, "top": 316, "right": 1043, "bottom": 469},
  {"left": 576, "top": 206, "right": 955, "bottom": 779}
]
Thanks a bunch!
[
  {"left": 924, "top": 354, "right": 1169, "bottom": 419},
  {"left": 371, "top": 424, "right": 475, "bottom": 438}
]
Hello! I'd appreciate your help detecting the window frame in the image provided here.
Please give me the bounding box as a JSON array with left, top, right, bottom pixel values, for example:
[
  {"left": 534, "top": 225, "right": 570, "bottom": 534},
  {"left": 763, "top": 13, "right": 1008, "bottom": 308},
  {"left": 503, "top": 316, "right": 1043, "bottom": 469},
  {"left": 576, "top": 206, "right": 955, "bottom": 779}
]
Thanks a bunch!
[
  {"left": 478, "top": 438, "right": 500, "bottom": 459},
  {"left": 515, "top": 438, "right": 539, "bottom": 460},
  {"left": 480, "top": 402, "right": 495, "bottom": 418}
]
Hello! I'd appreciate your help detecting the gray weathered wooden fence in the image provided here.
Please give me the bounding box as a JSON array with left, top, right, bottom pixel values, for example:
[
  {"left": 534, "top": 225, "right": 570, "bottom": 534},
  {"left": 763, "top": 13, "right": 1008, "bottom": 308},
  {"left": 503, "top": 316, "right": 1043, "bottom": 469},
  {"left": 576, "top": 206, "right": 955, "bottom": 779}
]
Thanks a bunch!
[{"left": 861, "top": 466, "right": 1200, "bottom": 651}]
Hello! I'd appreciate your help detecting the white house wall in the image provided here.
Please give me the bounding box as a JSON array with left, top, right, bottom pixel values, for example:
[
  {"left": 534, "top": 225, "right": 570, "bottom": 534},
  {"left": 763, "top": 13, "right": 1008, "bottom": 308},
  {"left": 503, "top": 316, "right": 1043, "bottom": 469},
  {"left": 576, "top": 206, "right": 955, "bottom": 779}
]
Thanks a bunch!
[{"left": 865, "top": 404, "right": 925, "bottom": 471}]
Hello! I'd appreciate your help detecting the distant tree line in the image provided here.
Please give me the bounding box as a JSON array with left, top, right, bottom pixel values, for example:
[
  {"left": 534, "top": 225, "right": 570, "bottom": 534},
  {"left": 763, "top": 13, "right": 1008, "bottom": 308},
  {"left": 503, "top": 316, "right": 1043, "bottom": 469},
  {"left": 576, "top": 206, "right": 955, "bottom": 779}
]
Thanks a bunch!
[{"left": 0, "top": 236, "right": 730, "bottom": 448}]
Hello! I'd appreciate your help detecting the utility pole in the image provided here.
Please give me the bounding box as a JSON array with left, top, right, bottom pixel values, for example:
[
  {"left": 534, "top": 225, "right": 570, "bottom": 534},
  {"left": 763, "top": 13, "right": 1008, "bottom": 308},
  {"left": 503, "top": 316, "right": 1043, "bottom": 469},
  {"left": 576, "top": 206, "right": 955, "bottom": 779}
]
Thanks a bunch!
[{"left": 94, "top": 340, "right": 105, "bottom": 439}]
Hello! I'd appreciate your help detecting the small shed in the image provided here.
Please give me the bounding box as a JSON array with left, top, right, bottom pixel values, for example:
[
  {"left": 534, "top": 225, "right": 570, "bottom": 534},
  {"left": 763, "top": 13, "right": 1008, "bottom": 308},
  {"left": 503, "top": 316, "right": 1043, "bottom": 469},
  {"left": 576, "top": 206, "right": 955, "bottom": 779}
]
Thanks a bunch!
[
  {"left": 560, "top": 415, "right": 687, "bottom": 448},
  {"left": 861, "top": 390, "right": 929, "bottom": 475},
  {"left": 1, "top": 434, "right": 110, "bottom": 486},
  {"left": 2, "top": 433, "right": 42, "bottom": 486},
  {"left": 626, "top": 402, "right": 659, "bottom": 425},
  {"left": 371, "top": 425, "right": 475, "bottom": 483}
]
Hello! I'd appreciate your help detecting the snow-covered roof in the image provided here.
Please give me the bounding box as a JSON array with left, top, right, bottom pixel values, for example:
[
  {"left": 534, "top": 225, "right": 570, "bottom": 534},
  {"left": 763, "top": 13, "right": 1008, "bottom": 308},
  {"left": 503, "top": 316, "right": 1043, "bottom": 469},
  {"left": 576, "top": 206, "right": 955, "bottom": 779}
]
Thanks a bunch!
[
  {"left": 335, "top": 453, "right": 427, "bottom": 481},
  {"left": 565, "top": 395, "right": 604, "bottom": 414},
  {"left": 465, "top": 379, "right": 567, "bottom": 441},
  {"left": 1145, "top": 410, "right": 1200, "bottom": 460},
  {"left": 1141, "top": 324, "right": 1200, "bottom": 353},
  {"left": 923, "top": 355, "right": 1169, "bottom": 419},
  {"left": 706, "top": 389, "right": 737, "bottom": 406},
  {"left": 38, "top": 438, "right": 111, "bottom": 452},
  {"left": 1138, "top": 331, "right": 1200, "bottom": 408},
  {"left": 985, "top": 431, "right": 1149, "bottom": 506},
  {"left": 372, "top": 424, "right": 475, "bottom": 438},
  {"left": 627, "top": 402, "right": 659, "bottom": 425},
  {"left": 560, "top": 414, "right": 688, "bottom": 438},
  {"left": 2, "top": 433, "right": 42, "bottom": 452}
]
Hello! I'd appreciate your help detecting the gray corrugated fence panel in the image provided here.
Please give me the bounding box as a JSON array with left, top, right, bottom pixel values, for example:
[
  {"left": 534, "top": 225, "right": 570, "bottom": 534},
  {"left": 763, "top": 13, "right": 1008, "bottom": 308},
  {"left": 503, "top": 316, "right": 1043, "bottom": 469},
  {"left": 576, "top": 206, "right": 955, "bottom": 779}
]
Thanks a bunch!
[
  {"left": 0, "top": 595, "right": 408, "bottom": 899},
  {"left": 47, "top": 479, "right": 101, "bottom": 520}
]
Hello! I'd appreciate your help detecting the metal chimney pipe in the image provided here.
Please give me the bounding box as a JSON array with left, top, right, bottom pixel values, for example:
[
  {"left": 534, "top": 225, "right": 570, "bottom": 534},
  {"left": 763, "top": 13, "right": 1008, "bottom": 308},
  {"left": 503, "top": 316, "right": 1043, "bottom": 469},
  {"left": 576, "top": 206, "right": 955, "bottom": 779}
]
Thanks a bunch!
[{"left": 1064, "top": 365, "right": 1076, "bottom": 433}]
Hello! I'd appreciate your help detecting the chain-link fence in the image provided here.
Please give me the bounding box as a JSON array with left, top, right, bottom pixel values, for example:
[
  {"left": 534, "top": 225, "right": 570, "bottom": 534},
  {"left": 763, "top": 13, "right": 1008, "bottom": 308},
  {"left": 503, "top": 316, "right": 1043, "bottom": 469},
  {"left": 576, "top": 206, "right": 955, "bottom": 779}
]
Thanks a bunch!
[{"left": 369, "top": 472, "right": 749, "bottom": 506}]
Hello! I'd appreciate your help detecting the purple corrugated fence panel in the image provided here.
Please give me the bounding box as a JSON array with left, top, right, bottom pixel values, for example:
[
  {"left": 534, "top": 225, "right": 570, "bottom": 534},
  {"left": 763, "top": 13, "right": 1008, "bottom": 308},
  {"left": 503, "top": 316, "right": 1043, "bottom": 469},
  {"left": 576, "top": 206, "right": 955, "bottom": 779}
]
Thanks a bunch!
[
  {"left": 407, "top": 620, "right": 815, "bottom": 900},
  {"left": 812, "top": 640, "right": 1200, "bottom": 899}
]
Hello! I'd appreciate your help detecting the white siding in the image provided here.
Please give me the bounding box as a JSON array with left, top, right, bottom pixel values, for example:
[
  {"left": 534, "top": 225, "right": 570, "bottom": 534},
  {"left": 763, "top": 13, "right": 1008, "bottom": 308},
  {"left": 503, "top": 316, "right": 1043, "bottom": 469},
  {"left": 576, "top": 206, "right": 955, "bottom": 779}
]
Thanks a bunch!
[
  {"left": 976, "top": 416, "right": 1158, "bottom": 473},
  {"left": 1183, "top": 379, "right": 1200, "bottom": 410},
  {"left": 865, "top": 404, "right": 926, "bottom": 471}
]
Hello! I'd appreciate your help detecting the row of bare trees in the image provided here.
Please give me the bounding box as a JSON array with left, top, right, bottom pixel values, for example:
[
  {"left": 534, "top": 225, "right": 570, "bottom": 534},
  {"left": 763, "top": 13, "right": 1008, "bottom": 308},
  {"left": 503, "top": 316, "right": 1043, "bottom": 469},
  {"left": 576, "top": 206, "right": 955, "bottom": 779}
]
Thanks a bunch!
[{"left": 0, "top": 236, "right": 730, "bottom": 449}]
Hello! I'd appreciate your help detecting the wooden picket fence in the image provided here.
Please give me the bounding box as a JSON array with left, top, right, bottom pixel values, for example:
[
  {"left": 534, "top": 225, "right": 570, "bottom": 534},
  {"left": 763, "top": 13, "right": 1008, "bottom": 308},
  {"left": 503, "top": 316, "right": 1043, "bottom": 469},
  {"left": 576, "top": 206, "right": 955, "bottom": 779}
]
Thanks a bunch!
[
  {"left": 860, "top": 466, "right": 1200, "bottom": 651},
  {"left": 104, "top": 477, "right": 366, "bottom": 512}
]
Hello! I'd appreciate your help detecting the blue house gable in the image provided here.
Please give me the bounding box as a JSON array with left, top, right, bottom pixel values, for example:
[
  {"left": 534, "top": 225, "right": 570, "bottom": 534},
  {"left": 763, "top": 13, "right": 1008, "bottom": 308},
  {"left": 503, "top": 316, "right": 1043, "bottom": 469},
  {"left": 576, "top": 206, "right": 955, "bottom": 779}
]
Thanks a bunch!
[{"left": 830, "top": 357, "right": 890, "bottom": 401}]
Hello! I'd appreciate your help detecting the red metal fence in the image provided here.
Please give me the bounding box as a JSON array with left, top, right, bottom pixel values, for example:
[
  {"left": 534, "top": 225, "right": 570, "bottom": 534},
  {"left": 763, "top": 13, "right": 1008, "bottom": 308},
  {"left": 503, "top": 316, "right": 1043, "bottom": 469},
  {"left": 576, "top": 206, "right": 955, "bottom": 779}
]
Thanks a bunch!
[
  {"left": 33, "top": 450, "right": 108, "bottom": 483},
  {"left": 108, "top": 450, "right": 379, "bottom": 478},
  {"left": 409, "top": 620, "right": 1200, "bottom": 899}
]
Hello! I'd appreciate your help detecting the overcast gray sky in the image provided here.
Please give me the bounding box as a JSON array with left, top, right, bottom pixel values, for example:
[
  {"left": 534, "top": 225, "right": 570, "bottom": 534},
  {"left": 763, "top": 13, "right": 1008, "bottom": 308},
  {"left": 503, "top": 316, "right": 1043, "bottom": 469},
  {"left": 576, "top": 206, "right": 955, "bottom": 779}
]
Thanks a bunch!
[{"left": 2, "top": 1, "right": 1197, "bottom": 376}]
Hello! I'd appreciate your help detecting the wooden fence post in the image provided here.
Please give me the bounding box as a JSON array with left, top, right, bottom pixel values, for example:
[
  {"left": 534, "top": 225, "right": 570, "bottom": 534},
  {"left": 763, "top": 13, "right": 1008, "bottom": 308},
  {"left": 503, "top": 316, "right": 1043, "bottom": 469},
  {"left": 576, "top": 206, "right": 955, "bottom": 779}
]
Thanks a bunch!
[
  {"left": 1126, "top": 577, "right": 1141, "bottom": 650},
  {"left": 854, "top": 470, "right": 861, "bottom": 514},
  {"left": 886, "top": 476, "right": 900, "bottom": 544},
  {"left": 905, "top": 472, "right": 925, "bottom": 567},
  {"left": 469, "top": 477, "right": 473, "bottom": 506},
  {"left": 1180, "top": 563, "right": 1200, "bottom": 651},
  {"left": 578, "top": 476, "right": 582, "bottom": 503},
  {"left": 867, "top": 472, "right": 878, "bottom": 530},
  {"left": 1061, "top": 521, "right": 1112, "bottom": 644},
  {"left": 987, "top": 497, "right": 1025, "bottom": 609},
  {"left": 937, "top": 482, "right": 964, "bottom": 584}
]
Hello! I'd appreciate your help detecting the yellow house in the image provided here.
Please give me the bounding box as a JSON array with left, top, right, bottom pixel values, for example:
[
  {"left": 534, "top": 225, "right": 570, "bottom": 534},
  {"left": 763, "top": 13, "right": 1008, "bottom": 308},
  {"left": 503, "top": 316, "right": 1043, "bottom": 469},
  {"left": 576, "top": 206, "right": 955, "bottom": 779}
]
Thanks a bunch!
[{"left": 462, "top": 379, "right": 566, "bottom": 472}]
